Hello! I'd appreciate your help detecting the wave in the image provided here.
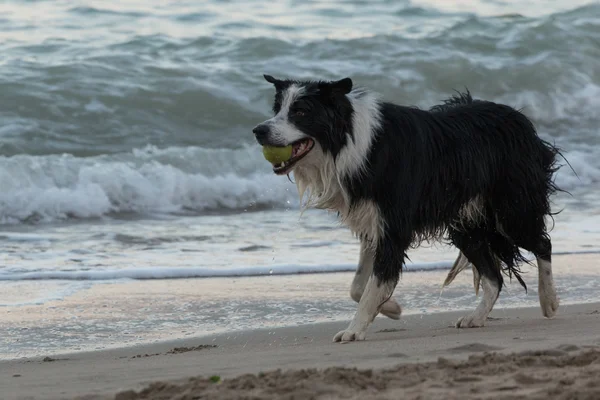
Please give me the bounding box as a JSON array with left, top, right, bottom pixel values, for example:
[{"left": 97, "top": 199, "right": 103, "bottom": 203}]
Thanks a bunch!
[
  {"left": 553, "top": 149, "right": 600, "bottom": 190},
  {"left": 0, "top": 2, "right": 599, "bottom": 224},
  {"left": 1, "top": 250, "right": 597, "bottom": 281},
  {"left": 0, "top": 143, "right": 597, "bottom": 224},
  {"left": 0, "top": 260, "right": 455, "bottom": 281},
  {"left": 0, "top": 4, "right": 599, "bottom": 157},
  {"left": 0, "top": 144, "right": 298, "bottom": 224}
]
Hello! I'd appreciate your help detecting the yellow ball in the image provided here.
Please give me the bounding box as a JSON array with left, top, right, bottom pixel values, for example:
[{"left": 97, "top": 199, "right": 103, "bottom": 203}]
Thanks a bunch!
[{"left": 262, "top": 145, "right": 293, "bottom": 164}]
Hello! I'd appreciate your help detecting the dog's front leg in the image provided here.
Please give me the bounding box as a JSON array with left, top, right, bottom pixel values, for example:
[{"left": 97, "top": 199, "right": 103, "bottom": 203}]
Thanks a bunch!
[
  {"left": 334, "top": 273, "right": 396, "bottom": 342},
  {"left": 350, "top": 239, "right": 401, "bottom": 320},
  {"left": 334, "top": 236, "right": 402, "bottom": 343}
]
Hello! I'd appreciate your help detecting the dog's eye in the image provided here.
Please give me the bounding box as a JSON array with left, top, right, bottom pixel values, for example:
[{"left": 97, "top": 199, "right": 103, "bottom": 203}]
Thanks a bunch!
[{"left": 294, "top": 110, "right": 305, "bottom": 117}]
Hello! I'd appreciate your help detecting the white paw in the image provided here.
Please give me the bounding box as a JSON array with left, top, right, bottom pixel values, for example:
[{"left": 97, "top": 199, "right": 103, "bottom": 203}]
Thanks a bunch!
[
  {"left": 333, "top": 329, "right": 367, "bottom": 343},
  {"left": 380, "top": 299, "right": 402, "bottom": 320},
  {"left": 540, "top": 289, "right": 559, "bottom": 319},
  {"left": 455, "top": 314, "right": 486, "bottom": 328}
]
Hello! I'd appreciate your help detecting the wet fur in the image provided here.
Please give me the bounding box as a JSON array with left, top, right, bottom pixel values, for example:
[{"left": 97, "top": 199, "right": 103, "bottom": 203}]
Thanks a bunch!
[{"left": 254, "top": 76, "right": 563, "bottom": 340}]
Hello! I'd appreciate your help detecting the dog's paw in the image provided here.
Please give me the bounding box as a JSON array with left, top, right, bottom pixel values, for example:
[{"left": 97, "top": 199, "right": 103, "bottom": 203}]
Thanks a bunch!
[
  {"left": 380, "top": 299, "right": 402, "bottom": 320},
  {"left": 540, "top": 289, "right": 559, "bottom": 319},
  {"left": 455, "top": 314, "right": 486, "bottom": 328},
  {"left": 333, "top": 329, "right": 367, "bottom": 343}
]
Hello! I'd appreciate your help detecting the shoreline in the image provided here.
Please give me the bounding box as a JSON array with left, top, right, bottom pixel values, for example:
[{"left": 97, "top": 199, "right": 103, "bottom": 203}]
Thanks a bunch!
[
  {"left": 3, "top": 301, "right": 600, "bottom": 399},
  {"left": 3, "top": 248, "right": 600, "bottom": 282},
  {"left": 2, "top": 253, "right": 600, "bottom": 362}
]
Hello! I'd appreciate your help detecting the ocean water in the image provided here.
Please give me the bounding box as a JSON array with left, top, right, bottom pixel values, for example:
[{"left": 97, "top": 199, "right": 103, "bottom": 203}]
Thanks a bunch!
[{"left": 1, "top": 0, "right": 600, "bottom": 359}]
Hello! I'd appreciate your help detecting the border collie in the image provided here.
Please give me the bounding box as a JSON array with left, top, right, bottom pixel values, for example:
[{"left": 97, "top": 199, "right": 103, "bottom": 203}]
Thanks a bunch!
[{"left": 253, "top": 75, "right": 562, "bottom": 342}]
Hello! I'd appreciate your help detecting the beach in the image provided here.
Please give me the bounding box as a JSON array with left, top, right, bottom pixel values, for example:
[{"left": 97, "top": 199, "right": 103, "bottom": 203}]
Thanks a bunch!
[
  {"left": 1, "top": 0, "right": 600, "bottom": 398},
  {"left": 4, "top": 302, "right": 600, "bottom": 399},
  {"left": 2, "top": 253, "right": 600, "bottom": 399}
]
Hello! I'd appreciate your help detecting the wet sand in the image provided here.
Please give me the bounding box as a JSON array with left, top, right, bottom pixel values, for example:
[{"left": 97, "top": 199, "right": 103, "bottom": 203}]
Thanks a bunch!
[{"left": 3, "top": 299, "right": 600, "bottom": 399}]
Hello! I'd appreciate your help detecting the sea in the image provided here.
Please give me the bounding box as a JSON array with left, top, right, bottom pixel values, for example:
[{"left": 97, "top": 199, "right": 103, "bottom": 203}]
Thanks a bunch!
[{"left": 1, "top": 0, "right": 600, "bottom": 359}]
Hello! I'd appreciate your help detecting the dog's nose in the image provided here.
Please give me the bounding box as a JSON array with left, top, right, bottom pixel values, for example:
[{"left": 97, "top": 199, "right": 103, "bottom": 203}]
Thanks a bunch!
[{"left": 253, "top": 125, "right": 270, "bottom": 142}]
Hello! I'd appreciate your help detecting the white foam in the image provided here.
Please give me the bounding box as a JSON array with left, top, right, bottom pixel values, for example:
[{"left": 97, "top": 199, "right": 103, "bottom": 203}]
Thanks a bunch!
[
  {"left": 84, "top": 98, "right": 113, "bottom": 114},
  {"left": 498, "top": 83, "right": 600, "bottom": 125},
  {"left": 1, "top": 249, "right": 598, "bottom": 283},
  {"left": 0, "top": 281, "right": 93, "bottom": 307},
  {"left": 0, "top": 145, "right": 298, "bottom": 224},
  {"left": 554, "top": 149, "right": 600, "bottom": 191},
  {"left": 0, "top": 260, "right": 456, "bottom": 281},
  {"left": 1, "top": 143, "right": 597, "bottom": 225}
]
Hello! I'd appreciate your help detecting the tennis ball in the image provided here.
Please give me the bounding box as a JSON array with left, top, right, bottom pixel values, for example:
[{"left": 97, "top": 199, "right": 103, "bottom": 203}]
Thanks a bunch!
[{"left": 262, "top": 145, "right": 293, "bottom": 164}]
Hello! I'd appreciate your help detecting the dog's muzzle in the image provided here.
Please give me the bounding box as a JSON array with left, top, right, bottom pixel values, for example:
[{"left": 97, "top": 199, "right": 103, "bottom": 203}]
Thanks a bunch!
[{"left": 252, "top": 123, "right": 271, "bottom": 146}]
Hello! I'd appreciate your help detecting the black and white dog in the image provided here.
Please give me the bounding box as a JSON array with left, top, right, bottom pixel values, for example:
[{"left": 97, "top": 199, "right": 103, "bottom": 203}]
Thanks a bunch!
[{"left": 253, "top": 75, "right": 562, "bottom": 342}]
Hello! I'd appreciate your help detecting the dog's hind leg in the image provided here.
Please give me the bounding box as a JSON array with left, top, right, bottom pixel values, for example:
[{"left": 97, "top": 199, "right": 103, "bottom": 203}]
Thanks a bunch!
[
  {"left": 510, "top": 229, "right": 558, "bottom": 318},
  {"left": 496, "top": 203, "right": 559, "bottom": 318},
  {"left": 351, "top": 239, "right": 401, "bottom": 320},
  {"left": 537, "top": 249, "right": 558, "bottom": 318},
  {"left": 451, "top": 230, "right": 502, "bottom": 328}
]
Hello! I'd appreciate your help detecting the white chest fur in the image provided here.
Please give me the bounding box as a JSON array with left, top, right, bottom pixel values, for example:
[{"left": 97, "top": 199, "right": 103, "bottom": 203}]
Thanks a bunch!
[{"left": 294, "top": 158, "right": 383, "bottom": 245}]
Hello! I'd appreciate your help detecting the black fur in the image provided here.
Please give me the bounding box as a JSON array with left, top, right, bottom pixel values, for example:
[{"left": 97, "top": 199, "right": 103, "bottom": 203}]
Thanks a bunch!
[
  {"left": 425, "top": 89, "right": 558, "bottom": 290},
  {"left": 258, "top": 76, "right": 563, "bottom": 298}
]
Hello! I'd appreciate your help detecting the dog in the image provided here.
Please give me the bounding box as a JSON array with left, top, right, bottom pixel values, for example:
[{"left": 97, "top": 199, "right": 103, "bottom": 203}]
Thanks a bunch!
[{"left": 253, "top": 75, "right": 562, "bottom": 342}]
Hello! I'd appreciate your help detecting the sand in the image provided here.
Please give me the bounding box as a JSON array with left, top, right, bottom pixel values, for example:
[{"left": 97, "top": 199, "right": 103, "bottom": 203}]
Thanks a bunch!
[
  {"left": 3, "top": 299, "right": 600, "bottom": 400},
  {"left": 110, "top": 348, "right": 600, "bottom": 400}
]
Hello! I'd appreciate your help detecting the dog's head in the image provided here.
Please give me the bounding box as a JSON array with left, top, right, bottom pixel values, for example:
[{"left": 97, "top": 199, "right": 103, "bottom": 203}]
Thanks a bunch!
[{"left": 253, "top": 75, "right": 354, "bottom": 175}]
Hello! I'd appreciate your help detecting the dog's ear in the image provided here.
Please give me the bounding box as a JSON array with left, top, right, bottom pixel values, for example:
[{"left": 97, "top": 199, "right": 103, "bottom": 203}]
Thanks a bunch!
[
  {"left": 264, "top": 74, "right": 281, "bottom": 85},
  {"left": 331, "top": 77, "right": 353, "bottom": 94},
  {"left": 319, "top": 77, "right": 353, "bottom": 96},
  {"left": 264, "top": 74, "right": 289, "bottom": 91}
]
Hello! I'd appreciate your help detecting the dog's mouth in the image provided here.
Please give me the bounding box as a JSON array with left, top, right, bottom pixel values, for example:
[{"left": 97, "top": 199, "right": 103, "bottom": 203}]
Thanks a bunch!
[{"left": 272, "top": 138, "right": 314, "bottom": 175}]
